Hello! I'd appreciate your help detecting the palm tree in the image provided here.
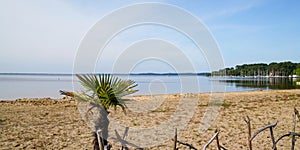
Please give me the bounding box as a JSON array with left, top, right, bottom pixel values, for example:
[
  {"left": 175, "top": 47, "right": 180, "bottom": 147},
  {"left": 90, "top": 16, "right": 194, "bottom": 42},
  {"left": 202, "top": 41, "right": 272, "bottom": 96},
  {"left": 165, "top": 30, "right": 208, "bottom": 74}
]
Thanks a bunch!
[{"left": 61, "top": 74, "right": 138, "bottom": 149}]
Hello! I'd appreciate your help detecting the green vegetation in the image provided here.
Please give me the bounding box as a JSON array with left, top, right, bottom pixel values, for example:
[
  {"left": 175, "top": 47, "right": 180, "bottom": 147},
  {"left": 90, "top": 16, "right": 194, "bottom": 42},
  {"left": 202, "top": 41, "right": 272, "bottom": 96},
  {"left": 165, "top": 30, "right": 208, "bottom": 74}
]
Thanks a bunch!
[
  {"left": 210, "top": 61, "right": 300, "bottom": 77},
  {"left": 293, "top": 68, "right": 300, "bottom": 76},
  {"left": 211, "top": 102, "right": 231, "bottom": 108},
  {"left": 221, "top": 103, "right": 231, "bottom": 108},
  {"left": 0, "top": 118, "right": 5, "bottom": 123},
  {"left": 150, "top": 109, "right": 170, "bottom": 113},
  {"left": 76, "top": 74, "right": 138, "bottom": 111},
  {"left": 75, "top": 74, "right": 138, "bottom": 148}
]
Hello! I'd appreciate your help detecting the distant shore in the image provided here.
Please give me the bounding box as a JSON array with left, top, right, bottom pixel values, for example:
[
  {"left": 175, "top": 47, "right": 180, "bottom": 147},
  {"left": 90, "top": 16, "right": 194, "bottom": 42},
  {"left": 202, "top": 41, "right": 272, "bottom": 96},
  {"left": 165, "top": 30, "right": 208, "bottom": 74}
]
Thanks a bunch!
[
  {"left": 209, "top": 74, "right": 300, "bottom": 78},
  {"left": 1, "top": 90, "right": 300, "bottom": 149},
  {"left": 0, "top": 72, "right": 209, "bottom": 76}
]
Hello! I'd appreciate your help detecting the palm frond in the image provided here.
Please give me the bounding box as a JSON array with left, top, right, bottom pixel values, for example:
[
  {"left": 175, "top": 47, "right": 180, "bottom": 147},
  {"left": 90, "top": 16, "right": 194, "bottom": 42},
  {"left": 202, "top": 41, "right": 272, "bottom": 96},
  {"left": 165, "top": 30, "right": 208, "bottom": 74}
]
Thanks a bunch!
[
  {"left": 59, "top": 90, "right": 75, "bottom": 97},
  {"left": 75, "top": 74, "right": 138, "bottom": 112}
]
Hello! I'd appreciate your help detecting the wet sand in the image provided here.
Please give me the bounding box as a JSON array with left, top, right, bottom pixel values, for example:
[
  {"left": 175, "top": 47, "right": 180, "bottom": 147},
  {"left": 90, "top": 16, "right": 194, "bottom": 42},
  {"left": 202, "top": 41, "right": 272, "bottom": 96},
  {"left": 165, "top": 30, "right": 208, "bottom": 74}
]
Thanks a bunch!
[{"left": 1, "top": 90, "right": 300, "bottom": 149}]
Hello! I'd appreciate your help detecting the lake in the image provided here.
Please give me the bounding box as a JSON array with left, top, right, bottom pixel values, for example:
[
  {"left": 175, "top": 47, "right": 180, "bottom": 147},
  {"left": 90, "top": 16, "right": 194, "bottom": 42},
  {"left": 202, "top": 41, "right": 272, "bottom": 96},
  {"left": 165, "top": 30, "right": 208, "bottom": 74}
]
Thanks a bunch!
[{"left": 0, "top": 74, "right": 299, "bottom": 100}]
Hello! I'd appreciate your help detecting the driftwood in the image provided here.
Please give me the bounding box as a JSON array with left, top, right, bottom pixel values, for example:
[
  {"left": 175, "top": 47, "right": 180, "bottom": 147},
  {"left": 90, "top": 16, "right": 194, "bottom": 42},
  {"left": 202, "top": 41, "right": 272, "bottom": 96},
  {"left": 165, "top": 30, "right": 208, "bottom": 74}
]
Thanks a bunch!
[
  {"left": 273, "top": 108, "right": 300, "bottom": 150},
  {"left": 114, "top": 127, "right": 129, "bottom": 150},
  {"left": 203, "top": 130, "right": 227, "bottom": 150},
  {"left": 294, "top": 107, "right": 300, "bottom": 121},
  {"left": 273, "top": 132, "right": 300, "bottom": 150},
  {"left": 245, "top": 116, "right": 278, "bottom": 150},
  {"left": 96, "top": 129, "right": 104, "bottom": 150},
  {"left": 244, "top": 116, "right": 252, "bottom": 150},
  {"left": 113, "top": 130, "right": 127, "bottom": 149},
  {"left": 98, "top": 108, "right": 300, "bottom": 149},
  {"left": 245, "top": 108, "right": 300, "bottom": 150},
  {"left": 173, "top": 128, "right": 177, "bottom": 150},
  {"left": 112, "top": 127, "right": 141, "bottom": 150},
  {"left": 121, "top": 127, "right": 129, "bottom": 150},
  {"left": 292, "top": 107, "right": 300, "bottom": 150},
  {"left": 177, "top": 140, "right": 198, "bottom": 150},
  {"left": 250, "top": 121, "right": 278, "bottom": 141},
  {"left": 172, "top": 128, "right": 197, "bottom": 150}
]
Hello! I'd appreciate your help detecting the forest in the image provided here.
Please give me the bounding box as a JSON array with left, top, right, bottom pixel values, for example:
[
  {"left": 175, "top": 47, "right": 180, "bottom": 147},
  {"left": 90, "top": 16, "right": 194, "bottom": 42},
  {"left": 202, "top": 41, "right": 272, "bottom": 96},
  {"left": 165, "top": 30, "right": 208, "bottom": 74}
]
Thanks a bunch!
[{"left": 210, "top": 61, "right": 300, "bottom": 77}]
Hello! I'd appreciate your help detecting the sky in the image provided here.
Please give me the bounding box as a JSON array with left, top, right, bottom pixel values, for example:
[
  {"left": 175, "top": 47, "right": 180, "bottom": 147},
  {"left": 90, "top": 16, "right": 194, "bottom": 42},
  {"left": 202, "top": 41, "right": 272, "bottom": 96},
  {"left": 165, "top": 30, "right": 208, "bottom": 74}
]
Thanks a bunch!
[{"left": 0, "top": 0, "right": 299, "bottom": 73}]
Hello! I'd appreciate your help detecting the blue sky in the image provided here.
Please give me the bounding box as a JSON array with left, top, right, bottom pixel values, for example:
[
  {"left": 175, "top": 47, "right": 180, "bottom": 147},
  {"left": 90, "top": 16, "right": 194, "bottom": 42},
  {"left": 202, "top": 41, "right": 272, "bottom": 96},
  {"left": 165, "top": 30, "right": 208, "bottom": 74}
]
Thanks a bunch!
[{"left": 0, "top": 0, "right": 299, "bottom": 73}]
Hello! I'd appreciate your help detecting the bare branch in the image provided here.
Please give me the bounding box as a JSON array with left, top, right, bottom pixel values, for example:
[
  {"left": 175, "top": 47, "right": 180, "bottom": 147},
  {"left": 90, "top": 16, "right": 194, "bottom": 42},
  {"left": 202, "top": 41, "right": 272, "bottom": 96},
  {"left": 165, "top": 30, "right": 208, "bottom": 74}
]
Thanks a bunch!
[
  {"left": 203, "top": 130, "right": 219, "bottom": 150},
  {"left": 173, "top": 128, "right": 177, "bottom": 150},
  {"left": 250, "top": 121, "right": 278, "bottom": 141},
  {"left": 244, "top": 116, "right": 250, "bottom": 124},
  {"left": 111, "top": 130, "right": 141, "bottom": 149},
  {"left": 273, "top": 132, "right": 300, "bottom": 150},
  {"left": 244, "top": 116, "right": 252, "bottom": 150},
  {"left": 96, "top": 129, "right": 104, "bottom": 150},
  {"left": 294, "top": 108, "right": 300, "bottom": 121},
  {"left": 176, "top": 140, "right": 197, "bottom": 150}
]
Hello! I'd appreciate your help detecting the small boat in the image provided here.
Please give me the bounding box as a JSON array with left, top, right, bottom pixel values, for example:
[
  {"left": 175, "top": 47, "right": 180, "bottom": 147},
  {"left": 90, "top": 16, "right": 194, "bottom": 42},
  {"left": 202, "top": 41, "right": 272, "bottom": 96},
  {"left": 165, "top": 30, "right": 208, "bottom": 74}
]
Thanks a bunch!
[{"left": 292, "top": 75, "right": 299, "bottom": 78}]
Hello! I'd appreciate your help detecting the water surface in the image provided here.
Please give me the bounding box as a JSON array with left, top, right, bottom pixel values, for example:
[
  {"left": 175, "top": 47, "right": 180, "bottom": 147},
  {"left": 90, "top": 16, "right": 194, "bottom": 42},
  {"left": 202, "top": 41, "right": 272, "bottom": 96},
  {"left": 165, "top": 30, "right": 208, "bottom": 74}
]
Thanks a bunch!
[{"left": 0, "top": 74, "right": 299, "bottom": 100}]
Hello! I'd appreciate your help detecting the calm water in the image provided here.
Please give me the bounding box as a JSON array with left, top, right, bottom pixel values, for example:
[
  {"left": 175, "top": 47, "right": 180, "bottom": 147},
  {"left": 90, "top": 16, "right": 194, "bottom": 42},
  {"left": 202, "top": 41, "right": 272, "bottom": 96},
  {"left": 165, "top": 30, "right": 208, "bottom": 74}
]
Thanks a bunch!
[{"left": 0, "top": 74, "right": 299, "bottom": 100}]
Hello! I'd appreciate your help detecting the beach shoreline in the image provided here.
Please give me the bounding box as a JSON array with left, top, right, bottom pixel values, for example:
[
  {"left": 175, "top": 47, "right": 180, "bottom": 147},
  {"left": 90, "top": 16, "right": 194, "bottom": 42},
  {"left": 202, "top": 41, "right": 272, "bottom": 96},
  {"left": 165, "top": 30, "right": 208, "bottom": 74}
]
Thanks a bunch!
[{"left": 1, "top": 89, "right": 300, "bottom": 149}]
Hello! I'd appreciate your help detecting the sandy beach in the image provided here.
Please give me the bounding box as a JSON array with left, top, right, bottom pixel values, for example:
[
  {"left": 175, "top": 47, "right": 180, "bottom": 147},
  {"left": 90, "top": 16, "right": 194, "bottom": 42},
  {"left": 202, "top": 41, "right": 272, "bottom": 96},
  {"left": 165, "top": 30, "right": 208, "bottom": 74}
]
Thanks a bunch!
[{"left": 1, "top": 90, "right": 300, "bottom": 149}]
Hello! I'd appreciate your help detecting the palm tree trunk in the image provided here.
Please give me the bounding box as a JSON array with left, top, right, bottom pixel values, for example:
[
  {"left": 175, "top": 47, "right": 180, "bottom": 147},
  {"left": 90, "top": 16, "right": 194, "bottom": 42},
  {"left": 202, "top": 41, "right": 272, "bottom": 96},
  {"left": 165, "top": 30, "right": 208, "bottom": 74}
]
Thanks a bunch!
[{"left": 93, "top": 106, "right": 110, "bottom": 148}]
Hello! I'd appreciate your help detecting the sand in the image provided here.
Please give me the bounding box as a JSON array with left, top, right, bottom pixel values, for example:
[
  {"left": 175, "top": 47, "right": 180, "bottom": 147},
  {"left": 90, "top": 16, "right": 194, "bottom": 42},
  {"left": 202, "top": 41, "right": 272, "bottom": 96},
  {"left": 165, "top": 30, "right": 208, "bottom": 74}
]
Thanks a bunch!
[{"left": 1, "top": 90, "right": 300, "bottom": 149}]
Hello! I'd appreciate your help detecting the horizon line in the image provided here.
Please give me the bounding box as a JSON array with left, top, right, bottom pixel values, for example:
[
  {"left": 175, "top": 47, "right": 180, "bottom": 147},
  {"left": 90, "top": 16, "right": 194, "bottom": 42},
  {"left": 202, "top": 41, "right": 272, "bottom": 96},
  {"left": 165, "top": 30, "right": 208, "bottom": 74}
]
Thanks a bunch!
[{"left": 0, "top": 72, "right": 210, "bottom": 75}]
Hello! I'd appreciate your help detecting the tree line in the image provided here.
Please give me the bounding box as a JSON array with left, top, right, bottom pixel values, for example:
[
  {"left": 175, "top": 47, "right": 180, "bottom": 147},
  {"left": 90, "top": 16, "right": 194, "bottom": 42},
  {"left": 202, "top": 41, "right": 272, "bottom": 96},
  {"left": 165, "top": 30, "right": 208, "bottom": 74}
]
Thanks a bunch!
[{"left": 210, "top": 61, "right": 300, "bottom": 77}]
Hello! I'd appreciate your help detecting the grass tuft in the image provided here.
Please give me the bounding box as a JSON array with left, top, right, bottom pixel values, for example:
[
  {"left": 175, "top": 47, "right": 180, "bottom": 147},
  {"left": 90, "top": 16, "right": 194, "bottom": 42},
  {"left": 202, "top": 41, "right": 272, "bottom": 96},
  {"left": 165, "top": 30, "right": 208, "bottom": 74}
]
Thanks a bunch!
[{"left": 211, "top": 102, "right": 231, "bottom": 108}]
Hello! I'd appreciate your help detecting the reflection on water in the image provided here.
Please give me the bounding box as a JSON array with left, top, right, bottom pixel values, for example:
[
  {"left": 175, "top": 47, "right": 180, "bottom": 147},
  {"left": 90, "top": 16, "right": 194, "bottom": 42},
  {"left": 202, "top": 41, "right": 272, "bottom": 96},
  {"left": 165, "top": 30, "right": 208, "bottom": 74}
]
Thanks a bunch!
[
  {"left": 0, "top": 74, "right": 299, "bottom": 100},
  {"left": 219, "top": 77, "right": 300, "bottom": 90}
]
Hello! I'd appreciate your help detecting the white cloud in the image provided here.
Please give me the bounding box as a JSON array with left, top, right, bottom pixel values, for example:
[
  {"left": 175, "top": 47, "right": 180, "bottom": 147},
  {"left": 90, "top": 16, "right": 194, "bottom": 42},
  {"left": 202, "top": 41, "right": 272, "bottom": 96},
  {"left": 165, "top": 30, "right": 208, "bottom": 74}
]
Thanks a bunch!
[{"left": 200, "top": 0, "right": 263, "bottom": 21}]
